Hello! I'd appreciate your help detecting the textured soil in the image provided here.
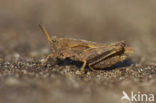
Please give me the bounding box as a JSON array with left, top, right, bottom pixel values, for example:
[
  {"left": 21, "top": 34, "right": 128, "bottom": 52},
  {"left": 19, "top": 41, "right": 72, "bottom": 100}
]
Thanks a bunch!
[{"left": 0, "top": 1, "right": 156, "bottom": 103}]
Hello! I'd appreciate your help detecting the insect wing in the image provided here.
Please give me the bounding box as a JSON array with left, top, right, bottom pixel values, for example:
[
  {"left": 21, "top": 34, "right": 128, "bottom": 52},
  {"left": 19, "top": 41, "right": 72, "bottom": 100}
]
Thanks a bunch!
[{"left": 84, "top": 46, "right": 122, "bottom": 66}]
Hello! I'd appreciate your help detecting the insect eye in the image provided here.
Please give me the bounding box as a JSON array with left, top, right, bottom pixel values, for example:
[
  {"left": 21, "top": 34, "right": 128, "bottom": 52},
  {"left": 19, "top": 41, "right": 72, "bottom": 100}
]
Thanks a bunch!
[{"left": 52, "top": 40, "right": 57, "bottom": 42}]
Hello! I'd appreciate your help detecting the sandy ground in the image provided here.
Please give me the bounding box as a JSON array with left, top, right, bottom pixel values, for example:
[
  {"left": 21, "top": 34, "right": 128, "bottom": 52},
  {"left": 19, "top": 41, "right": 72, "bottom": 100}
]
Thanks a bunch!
[{"left": 0, "top": 0, "right": 156, "bottom": 103}]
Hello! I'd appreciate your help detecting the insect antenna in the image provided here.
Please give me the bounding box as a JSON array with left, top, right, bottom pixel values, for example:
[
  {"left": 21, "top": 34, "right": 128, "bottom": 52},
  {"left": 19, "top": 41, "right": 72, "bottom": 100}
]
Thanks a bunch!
[{"left": 39, "top": 24, "right": 53, "bottom": 44}]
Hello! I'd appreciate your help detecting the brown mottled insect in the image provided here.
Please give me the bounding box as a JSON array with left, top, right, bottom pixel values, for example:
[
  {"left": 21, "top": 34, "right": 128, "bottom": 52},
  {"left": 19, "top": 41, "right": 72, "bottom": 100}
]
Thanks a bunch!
[{"left": 39, "top": 24, "right": 134, "bottom": 72}]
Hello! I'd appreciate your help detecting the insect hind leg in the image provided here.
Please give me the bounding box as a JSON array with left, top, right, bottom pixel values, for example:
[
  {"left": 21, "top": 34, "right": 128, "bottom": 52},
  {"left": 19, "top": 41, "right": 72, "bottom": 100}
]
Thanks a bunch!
[{"left": 88, "top": 64, "right": 96, "bottom": 71}]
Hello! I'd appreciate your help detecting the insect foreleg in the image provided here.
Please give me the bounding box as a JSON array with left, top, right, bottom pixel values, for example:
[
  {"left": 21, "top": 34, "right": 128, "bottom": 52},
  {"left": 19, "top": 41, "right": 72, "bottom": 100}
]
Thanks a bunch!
[{"left": 41, "top": 54, "right": 54, "bottom": 65}]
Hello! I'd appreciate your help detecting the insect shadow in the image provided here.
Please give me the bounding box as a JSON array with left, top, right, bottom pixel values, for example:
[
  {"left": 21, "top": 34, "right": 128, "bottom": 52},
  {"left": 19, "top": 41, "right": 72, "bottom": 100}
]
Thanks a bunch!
[
  {"left": 57, "top": 58, "right": 83, "bottom": 68},
  {"left": 56, "top": 58, "right": 133, "bottom": 71}
]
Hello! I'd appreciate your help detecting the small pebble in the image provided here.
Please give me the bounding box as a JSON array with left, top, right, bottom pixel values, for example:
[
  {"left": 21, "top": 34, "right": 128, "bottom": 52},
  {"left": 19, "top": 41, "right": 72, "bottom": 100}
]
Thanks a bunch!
[{"left": 75, "top": 70, "right": 81, "bottom": 75}]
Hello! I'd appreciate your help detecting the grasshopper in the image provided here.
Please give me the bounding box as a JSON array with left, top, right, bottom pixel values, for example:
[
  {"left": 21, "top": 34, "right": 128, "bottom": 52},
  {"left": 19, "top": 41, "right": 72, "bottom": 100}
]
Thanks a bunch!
[{"left": 39, "top": 24, "right": 134, "bottom": 72}]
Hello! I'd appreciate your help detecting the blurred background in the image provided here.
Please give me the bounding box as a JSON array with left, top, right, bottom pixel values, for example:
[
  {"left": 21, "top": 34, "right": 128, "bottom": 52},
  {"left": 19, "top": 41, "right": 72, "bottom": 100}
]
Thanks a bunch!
[
  {"left": 1, "top": 0, "right": 156, "bottom": 60},
  {"left": 1, "top": 1, "right": 156, "bottom": 103}
]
